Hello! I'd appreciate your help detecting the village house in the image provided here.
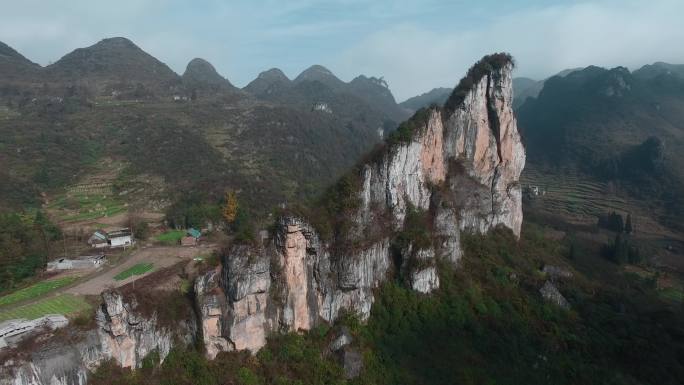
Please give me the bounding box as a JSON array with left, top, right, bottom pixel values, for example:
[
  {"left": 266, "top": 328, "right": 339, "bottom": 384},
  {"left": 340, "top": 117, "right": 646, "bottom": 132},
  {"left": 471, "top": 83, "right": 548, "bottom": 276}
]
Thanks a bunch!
[
  {"left": 87, "top": 230, "right": 109, "bottom": 248},
  {"left": 86, "top": 228, "right": 134, "bottom": 249},
  {"left": 107, "top": 228, "right": 134, "bottom": 248},
  {"left": 180, "top": 228, "right": 201, "bottom": 246},
  {"left": 311, "top": 102, "right": 332, "bottom": 113}
]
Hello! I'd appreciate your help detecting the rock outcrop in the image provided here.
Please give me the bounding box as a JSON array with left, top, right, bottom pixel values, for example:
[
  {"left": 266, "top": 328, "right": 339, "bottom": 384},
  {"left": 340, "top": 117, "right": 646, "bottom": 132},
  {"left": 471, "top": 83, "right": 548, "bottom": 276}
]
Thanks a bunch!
[
  {"left": 540, "top": 281, "right": 570, "bottom": 309},
  {"left": 195, "top": 53, "right": 525, "bottom": 357},
  {"left": 1, "top": 290, "right": 196, "bottom": 385},
  {"left": 96, "top": 291, "right": 195, "bottom": 368},
  {"left": 195, "top": 217, "right": 391, "bottom": 356}
]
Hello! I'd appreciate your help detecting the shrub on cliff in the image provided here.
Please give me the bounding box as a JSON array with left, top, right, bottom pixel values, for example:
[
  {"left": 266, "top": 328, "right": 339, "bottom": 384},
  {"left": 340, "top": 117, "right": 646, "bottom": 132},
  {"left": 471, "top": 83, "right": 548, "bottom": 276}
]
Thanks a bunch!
[{"left": 444, "top": 52, "right": 514, "bottom": 114}]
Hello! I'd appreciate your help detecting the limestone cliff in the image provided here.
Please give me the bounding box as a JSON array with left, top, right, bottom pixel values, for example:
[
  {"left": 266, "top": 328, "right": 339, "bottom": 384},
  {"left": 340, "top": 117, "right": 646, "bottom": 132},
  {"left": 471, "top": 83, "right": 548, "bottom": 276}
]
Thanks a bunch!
[
  {"left": 195, "top": 217, "right": 390, "bottom": 356},
  {"left": 1, "top": 291, "right": 196, "bottom": 385},
  {"left": 194, "top": 53, "right": 525, "bottom": 357},
  {"left": 2, "top": 54, "right": 526, "bottom": 382}
]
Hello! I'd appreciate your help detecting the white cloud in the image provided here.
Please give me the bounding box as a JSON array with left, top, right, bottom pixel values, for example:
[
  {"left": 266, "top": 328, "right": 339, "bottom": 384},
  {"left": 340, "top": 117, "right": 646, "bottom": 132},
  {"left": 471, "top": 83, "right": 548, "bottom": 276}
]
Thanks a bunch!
[
  {"left": 1, "top": 0, "right": 682, "bottom": 100},
  {"left": 333, "top": 0, "right": 684, "bottom": 100}
]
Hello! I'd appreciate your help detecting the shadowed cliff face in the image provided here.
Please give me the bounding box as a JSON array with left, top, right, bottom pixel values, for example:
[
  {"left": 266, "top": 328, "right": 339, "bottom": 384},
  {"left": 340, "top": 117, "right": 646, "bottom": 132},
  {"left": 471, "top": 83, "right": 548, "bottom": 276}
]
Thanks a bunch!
[{"left": 194, "top": 55, "right": 525, "bottom": 356}]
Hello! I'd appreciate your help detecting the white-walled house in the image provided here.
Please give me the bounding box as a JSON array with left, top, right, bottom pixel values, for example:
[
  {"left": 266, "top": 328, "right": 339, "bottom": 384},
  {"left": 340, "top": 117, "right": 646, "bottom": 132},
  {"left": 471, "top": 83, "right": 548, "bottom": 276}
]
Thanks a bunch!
[{"left": 107, "top": 228, "right": 133, "bottom": 248}]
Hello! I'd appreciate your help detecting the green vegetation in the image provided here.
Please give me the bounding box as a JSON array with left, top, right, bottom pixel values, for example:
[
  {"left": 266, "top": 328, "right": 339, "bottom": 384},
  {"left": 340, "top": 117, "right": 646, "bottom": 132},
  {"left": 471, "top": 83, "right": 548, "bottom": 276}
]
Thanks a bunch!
[
  {"left": 0, "top": 210, "right": 62, "bottom": 292},
  {"left": 114, "top": 263, "right": 154, "bottom": 281},
  {"left": 518, "top": 64, "right": 684, "bottom": 231},
  {"left": 357, "top": 227, "right": 684, "bottom": 384},
  {"left": 444, "top": 52, "right": 514, "bottom": 114},
  {"left": 659, "top": 287, "right": 684, "bottom": 303},
  {"left": 91, "top": 327, "right": 344, "bottom": 385},
  {"left": 155, "top": 230, "right": 186, "bottom": 245},
  {"left": 47, "top": 189, "right": 126, "bottom": 223},
  {"left": 386, "top": 107, "right": 432, "bottom": 145},
  {"left": 0, "top": 276, "right": 79, "bottom": 307},
  {"left": 89, "top": 224, "right": 684, "bottom": 385},
  {"left": 0, "top": 294, "right": 91, "bottom": 322},
  {"left": 165, "top": 192, "right": 222, "bottom": 230}
]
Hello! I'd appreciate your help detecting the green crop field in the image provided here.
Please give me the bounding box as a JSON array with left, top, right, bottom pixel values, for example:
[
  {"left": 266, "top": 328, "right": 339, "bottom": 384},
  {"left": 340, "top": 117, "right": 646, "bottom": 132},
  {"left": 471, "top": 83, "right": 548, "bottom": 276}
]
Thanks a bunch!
[
  {"left": 0, "top": 276, "right": 79, "bottom": 307},
  {"left": 47, "top": 190, "right": 126, "bottom": 223},
  {"left": 114, "top": 263, "right": 154, "bottom": 281},
  {"left": 660, "top": 287, "right": 684, "bottom": 303},
  {"left": 0, "top": 294, "right": 91, "bottom": 322},
  {"left": 156, "top": 230, "right": 185, "bottom": 245}
]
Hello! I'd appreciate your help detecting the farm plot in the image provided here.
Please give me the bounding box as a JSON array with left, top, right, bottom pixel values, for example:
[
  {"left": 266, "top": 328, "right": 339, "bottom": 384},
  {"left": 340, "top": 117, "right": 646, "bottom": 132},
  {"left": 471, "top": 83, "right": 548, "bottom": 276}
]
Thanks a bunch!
[
  {"left": 0, "top": 276, "right": 79, "bottom": 307},
  {"left": 155, "top": 230, "right": 185, "bottom": 245},
  {"left": 0, "top": 294, "right": 91, "bottom": 322},
  {"left": 114, "top": 263, "right": 154, "bottom": 281},
  {"left": 47, "top": 190, "right": 126, "bottom": 223}
]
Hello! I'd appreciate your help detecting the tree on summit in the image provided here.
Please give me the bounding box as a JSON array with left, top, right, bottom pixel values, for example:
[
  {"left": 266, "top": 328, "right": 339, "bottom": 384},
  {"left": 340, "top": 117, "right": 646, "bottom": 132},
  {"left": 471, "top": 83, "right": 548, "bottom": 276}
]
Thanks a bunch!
[{"left": 223, "top": 190, "right": 238, "bottom": 224}]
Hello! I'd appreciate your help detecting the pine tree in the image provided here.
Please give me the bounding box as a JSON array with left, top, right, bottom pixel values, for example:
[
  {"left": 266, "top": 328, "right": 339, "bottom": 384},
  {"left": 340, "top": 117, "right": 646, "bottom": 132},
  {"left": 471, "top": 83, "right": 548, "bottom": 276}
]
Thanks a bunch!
[
  {"left": 625, "top": 214, "right": 633, "bottom": 234},
  {"left": 223, "top": 191, "right": 238, "bottom": 224}
]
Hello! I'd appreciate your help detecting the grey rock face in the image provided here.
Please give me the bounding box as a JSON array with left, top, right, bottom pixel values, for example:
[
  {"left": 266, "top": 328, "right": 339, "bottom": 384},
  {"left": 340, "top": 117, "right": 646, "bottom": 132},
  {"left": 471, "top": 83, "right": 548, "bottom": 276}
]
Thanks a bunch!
[
  {"left": 329, "top": 326, "right": 362, "bottom": 380},
  {"left": 355, "top": 62, "right": 524, "bottom": 258},
  {"left": 542, "top": 265, "right": 573, "bottom": 281},
  {"left": 97, "top": 291, "right": 195, "bottom": 369},
  {"left": 2, "top": 290, "right": 196, "bottom": 385},
  {"left": 195, "top": 217, "right": 392, "bottom": 356},
  {"left": 540, "top": 281, "right": 570, "bottom": 309},
  {"left": 1, "top": 331, "right": 103, "bottom": 385},
  {"left": 338, "top": 348, "right": 363, "bottom": 379}
]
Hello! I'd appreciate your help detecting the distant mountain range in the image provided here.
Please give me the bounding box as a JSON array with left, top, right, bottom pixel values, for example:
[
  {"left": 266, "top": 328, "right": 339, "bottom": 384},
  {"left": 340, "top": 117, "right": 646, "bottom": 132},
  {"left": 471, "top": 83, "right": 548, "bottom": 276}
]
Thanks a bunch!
[
  {"left": 0, "top": 37, "right": 413, "bottom": 213},
  {"left": 399, "top": 87, "right": 452, "bottom": 114},
  {"left": 517, "top": 62, "right": 684, "bottom": 229}
]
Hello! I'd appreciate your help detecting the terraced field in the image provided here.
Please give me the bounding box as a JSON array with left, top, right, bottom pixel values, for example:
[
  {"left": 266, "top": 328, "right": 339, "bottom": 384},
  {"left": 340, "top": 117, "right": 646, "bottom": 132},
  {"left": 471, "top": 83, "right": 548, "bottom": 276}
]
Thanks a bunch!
[
  {"left": 47, "top": 191, "right": 126, "bottom": 222},
  {"left": 521, "top": 167, "right": 673, "bottom": 238}
]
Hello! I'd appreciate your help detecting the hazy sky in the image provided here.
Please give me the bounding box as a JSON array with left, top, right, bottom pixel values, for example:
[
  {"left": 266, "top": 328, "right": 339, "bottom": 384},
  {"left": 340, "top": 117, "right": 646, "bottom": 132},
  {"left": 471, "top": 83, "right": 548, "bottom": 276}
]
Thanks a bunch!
[{"left": 1, "top": 0, "right": 683, "bottom": 100}]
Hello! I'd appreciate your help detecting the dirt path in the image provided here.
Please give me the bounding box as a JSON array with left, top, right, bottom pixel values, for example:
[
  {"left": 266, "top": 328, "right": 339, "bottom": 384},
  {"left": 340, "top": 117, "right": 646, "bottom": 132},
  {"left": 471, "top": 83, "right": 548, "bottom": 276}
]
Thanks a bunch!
[{"left": 66, "top": 244, "right": 216, "bottom": 295}]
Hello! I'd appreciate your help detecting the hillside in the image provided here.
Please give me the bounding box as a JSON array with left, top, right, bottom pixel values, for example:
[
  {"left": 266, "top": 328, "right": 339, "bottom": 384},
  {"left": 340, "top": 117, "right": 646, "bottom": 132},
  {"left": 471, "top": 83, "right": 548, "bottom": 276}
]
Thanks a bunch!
[
  {"left": 517, "top": 63, "right": 684, "bottom": 232},
  {"left": 399, "top": 87, "right": 452, "bottom": 113},
  {"left": 44, "top": 37, "right": 182, "bottom": 98},
  {"left": 245, "top": 64, "right": 410, "bottom": 125},
  {"left": 0, "top": 38, "right": 407, "bottom": 220},
  {"left": 181, "top": 57, "right": 237, "bottom": 95}
]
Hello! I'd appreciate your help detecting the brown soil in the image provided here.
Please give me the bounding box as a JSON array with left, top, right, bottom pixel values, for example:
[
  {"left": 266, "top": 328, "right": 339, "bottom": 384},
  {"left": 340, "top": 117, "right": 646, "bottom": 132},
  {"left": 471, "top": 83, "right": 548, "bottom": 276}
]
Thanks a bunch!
[{"left": 66, "top": 244, "right": 217, "bottom": 296}]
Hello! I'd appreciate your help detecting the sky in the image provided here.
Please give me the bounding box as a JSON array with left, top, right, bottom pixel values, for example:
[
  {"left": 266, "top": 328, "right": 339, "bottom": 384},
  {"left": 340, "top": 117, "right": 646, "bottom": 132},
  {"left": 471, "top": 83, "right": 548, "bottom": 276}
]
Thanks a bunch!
[{"left": 1, "top": 0, "right": 683, "bottom": 101}]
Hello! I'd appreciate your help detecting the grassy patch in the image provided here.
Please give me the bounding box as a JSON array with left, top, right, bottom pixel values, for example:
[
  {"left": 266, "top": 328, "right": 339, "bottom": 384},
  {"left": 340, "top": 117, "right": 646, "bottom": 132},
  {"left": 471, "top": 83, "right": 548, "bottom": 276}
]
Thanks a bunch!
[
  {"left": 660, "top": 287, "right": 684, "bottom": 303},
  {"left": 48, "top": 190, "right": 126, "bottom": 223},
  {"left": 155, "top": 230, "right": 185, "bottom": 245},
  {"left": 114, "top": 263, "right": 154, "bottom": 281},
  {"left": 0, "top": 276, "right": 79, "bottom": 307},
  {"left": 0, "top": 294, "right": 91, "bottom": 321}
]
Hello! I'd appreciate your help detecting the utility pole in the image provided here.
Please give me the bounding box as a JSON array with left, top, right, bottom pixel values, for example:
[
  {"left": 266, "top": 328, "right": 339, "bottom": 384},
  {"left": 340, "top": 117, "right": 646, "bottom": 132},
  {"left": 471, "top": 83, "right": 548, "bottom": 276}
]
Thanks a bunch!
[{"left": 62, "top": 231, "right": 67, "bottom": 258}]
